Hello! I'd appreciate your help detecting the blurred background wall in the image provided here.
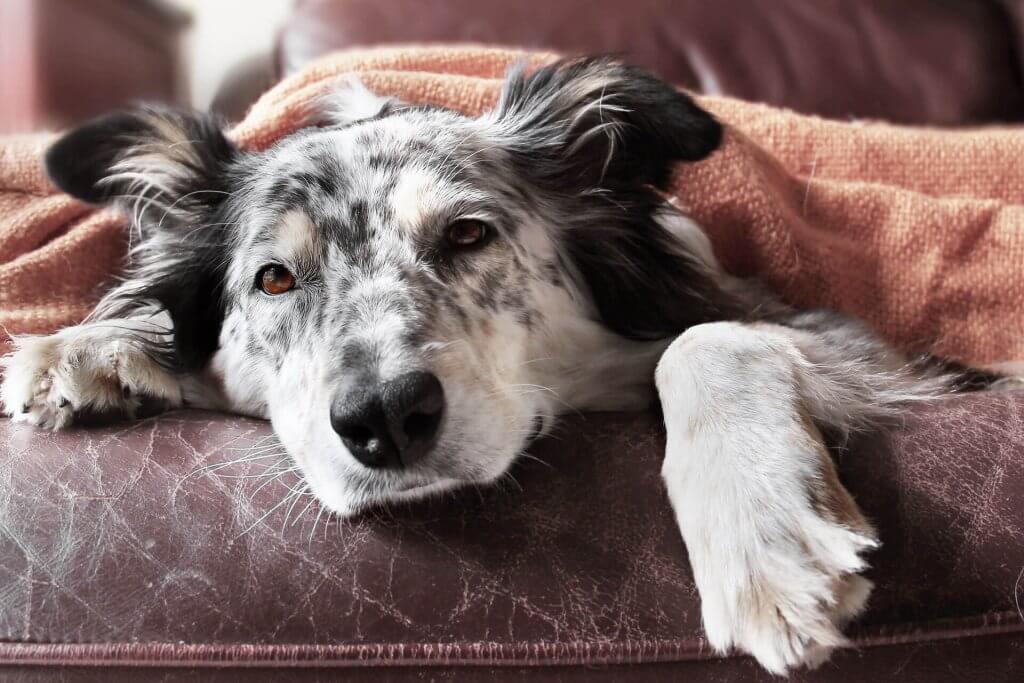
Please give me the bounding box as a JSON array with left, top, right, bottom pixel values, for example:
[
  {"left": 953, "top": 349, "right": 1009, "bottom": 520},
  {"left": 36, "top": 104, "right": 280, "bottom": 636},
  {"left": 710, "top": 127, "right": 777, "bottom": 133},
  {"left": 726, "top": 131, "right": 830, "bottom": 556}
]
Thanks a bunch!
[
  {"left": 174, "top": 0, "right": 292, "bottom": 111},
  {"left": 1, "top": 0, "right": 1023, "bottom": 134},
  {"left": 0, "top": 0, "right": 291, "bottom": 133}
]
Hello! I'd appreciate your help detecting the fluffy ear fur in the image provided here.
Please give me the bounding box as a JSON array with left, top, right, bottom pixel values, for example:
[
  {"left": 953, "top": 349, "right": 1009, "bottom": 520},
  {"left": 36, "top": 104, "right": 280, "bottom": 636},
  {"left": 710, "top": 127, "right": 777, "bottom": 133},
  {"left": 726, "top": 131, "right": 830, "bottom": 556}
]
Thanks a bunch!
[
  {"left": 45, "top": 107, "right": 240, "bottom": 371},
  {"left": 491, "top": 56, "right": 722, "bottom": 191},
  {"left": 46, "top": 106, "right": 237, "bottom": 211},
  {"left": 491, "top": 57, "right": 738, "bottom": 340}
]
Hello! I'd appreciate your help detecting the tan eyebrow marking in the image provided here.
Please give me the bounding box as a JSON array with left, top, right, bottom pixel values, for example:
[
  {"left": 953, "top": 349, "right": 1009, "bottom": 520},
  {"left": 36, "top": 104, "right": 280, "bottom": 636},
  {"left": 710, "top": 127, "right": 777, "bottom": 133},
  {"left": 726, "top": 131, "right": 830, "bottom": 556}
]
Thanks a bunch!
[
  {"left": 391, "top": 167, "right": 443, "bottom": 232},
  {"left": 276, "top": 209, "right": 317, "bottom": 260}
]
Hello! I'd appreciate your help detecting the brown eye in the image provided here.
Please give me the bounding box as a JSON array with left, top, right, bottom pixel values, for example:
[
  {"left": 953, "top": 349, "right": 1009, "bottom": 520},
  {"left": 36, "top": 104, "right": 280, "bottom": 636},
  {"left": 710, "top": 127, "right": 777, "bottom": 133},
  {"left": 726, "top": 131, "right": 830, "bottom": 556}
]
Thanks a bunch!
[
  {"left": 446, "top": 219, "right": 488, "bottom": 248},
  {"left": 258, "top": 264, "right": 296, "bottom": 295}
]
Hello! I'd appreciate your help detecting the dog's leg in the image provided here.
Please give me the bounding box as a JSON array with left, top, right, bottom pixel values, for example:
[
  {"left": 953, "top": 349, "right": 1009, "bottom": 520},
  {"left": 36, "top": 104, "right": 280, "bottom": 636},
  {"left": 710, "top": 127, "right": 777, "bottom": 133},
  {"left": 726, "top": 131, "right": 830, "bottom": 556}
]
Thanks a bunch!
[
  {"left": 656, "top": 320, "right": 886, "bottom": 674},
  {"left": 1, "top": 312, "right": 210, "bottom": 428}
]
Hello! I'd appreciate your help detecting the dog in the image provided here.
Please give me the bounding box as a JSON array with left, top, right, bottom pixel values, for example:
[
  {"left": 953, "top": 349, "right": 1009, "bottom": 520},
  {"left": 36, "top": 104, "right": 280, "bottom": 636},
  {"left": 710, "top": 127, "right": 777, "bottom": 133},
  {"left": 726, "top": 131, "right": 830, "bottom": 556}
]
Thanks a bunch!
[{"left": 0, "top": 57, "right": 999, "bottom": 674}]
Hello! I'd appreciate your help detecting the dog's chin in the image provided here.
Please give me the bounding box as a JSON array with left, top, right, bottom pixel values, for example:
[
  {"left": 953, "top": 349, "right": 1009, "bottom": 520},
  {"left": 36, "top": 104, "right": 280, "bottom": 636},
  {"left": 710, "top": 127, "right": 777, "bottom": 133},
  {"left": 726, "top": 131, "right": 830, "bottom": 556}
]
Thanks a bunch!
[
  {"left": 311, "top": 476, "right": 467, "bottom": 518},
  {"left": 288, "top": 424, "right": 529, "bottom": 518},
  {"left": 308, "top": 446, "right": 524, "bottom": 518},
  {"left": 386, "top": 477, "right": 466, "bottom": 503}
]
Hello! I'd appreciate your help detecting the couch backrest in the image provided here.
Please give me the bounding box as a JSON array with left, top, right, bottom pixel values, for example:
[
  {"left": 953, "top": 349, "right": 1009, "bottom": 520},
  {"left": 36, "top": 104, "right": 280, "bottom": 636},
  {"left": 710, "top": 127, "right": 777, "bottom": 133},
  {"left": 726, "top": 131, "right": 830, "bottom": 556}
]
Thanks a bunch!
[{"left": 278, "top": 0, "right": 1024, "bottom": 125}]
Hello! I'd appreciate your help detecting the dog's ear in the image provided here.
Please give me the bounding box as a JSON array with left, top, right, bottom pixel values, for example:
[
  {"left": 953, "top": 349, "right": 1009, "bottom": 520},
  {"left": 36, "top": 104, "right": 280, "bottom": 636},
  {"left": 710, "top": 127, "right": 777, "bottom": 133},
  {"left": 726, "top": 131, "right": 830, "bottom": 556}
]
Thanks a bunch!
[
  {"left": 491, "top": 56, "right": 722, "bottom": 191},
  {"left": 45, "top": 106, "right": 237, "bottom": 212},
  {"left": 492, "top": 58, "right": 736, "bottom": 340},
  {"left": 46, "top": 107, "right": 239, "bottom": 372}
]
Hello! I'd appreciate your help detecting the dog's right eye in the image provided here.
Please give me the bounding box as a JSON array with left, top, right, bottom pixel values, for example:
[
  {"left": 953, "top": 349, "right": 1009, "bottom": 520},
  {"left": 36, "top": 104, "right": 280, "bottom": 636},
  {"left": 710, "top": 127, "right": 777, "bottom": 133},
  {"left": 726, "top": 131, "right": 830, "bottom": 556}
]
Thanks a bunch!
[
  {"left": 446, "top": 219, "right": 489, "bottom": 248},
  {"left": 257, "top": 264, "right": 296, "bottom": 295}
]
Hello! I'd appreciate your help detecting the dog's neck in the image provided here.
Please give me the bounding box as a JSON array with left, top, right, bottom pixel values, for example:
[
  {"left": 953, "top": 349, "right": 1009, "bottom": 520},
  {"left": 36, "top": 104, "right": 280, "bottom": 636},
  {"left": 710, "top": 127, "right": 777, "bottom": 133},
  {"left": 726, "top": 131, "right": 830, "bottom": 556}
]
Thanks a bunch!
[{"left": 534, "top": 312, "right": 670, "bottom": 413}]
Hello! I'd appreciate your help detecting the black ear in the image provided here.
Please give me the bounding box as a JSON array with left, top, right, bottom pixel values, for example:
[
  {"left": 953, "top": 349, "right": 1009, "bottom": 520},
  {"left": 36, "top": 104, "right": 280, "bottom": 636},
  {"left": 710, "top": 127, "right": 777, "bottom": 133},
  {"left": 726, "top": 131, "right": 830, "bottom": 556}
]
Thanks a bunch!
[
  {"left": 493, "top": 56, "right": 722, "bottom": 191},
  {"left": 492, "top": 58, "right": 738, "bottom": 341},
  {"left": 46, "top": 112, "right": 146, "bottom": 203},
  {"left": 46, "top": 107, "right": 239, "bottom": 372},
  {"left": 45, "top": 106, "right": 237, "bottom": 211}
]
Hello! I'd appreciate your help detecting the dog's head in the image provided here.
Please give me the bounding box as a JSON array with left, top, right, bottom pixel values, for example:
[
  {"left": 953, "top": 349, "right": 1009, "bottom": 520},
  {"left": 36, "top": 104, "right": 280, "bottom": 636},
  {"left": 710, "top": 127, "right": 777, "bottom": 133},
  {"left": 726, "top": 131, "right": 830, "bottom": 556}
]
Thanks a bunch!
[{"left": 46, "top": 57, "right": 729, "bottom": 514}]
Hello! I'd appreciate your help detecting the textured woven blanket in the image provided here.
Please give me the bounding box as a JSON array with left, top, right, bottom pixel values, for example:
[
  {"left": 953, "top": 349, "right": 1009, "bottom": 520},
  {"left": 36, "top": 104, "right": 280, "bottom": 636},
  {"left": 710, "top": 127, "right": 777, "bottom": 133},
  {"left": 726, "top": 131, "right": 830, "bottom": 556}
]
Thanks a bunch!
[{"left": 2, "top": 46, "right": 1022, "bottom": 366}]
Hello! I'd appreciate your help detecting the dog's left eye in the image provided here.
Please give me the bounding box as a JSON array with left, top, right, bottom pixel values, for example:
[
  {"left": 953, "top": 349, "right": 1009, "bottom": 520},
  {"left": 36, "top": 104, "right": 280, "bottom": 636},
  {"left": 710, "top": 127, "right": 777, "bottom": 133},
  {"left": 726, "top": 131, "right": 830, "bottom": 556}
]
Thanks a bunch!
[
  {"left": 446, "top": 219, "right": 489, "bottom": 248},
  {"left": 257, "top": 264, "right": 296, "bottom": 295}
]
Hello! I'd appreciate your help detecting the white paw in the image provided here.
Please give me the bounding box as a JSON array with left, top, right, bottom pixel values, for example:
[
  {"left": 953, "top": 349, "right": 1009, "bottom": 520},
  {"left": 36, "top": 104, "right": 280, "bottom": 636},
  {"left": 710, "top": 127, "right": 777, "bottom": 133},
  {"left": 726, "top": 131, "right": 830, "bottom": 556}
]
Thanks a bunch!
[
  {"left": 1, "top": 327, "right": 182, "bottom": 429},
  {"left": 656, "top": 320, "right": 882, "bottom": 674},
  {"left": 692, "top": 507, "right": 877, "bottom": 675}
]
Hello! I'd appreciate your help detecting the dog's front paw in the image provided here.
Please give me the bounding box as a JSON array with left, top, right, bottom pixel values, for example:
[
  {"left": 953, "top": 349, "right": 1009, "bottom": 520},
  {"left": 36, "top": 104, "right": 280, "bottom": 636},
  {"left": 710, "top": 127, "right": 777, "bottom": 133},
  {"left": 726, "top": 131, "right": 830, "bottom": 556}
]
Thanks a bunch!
[
  {"left": 694, "top": 507, "right": 877, "bottom": 675},
  {"left": 1, "top": 329, "right": 181, "bottom": 428},
  {"left": 662, "top": 403, "right": 880, "bottom": 674},
  {"left": 2, "top": 334, "right": 77, "bottom": 428}
]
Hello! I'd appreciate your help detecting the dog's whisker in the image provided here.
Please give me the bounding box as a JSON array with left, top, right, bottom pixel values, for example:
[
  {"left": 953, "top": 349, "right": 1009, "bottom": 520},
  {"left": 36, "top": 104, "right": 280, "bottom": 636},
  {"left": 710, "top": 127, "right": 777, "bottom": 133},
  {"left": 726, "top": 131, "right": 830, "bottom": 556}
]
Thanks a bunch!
[
  {"left": 308, "top": 504, "right": 330, "bottom": 547},
  {"left": 234, "top": 486, "right": 308, "bottom": 539},
  {"left": 212, "top": 468, "right": 298, "bottom": 481},
  {"left": 515, "top": 452, "right": 555, "bottom": 470},
  {"left": 282, "top": 482, "right": 312, "bottom": 530},
  {"left": 180, "top": 453, "right": 289, "bottom": 484},
  {"left": 290, "top": 494, "right": 320, "bottom": 528},
  {"left": 226, "top": 443, "right": 289, "bottom": 458},
  {"left": 248, "top": 467, "right": 302, "bottom": 499}
]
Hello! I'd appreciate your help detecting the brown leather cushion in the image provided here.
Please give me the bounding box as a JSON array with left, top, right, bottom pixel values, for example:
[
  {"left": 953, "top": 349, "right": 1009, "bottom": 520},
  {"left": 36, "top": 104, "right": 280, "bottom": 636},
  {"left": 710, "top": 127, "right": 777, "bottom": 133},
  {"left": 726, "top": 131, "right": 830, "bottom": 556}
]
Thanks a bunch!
[
  {"left": 1, "top": 391, "right": 1023, "bottom": 679},
  {"left": 278, "top": 0, "right": 1024, "bottom": 125}
]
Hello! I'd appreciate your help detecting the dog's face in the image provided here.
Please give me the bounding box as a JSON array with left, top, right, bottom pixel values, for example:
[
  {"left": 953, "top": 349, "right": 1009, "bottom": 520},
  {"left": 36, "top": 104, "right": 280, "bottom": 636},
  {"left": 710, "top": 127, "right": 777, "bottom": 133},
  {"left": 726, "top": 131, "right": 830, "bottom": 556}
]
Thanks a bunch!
[
  {"left": 45, "top": 58, "right": 728, "bottom": 515},
  {"left": 221, "top": 101, "right": 603, "bottom": 511}
]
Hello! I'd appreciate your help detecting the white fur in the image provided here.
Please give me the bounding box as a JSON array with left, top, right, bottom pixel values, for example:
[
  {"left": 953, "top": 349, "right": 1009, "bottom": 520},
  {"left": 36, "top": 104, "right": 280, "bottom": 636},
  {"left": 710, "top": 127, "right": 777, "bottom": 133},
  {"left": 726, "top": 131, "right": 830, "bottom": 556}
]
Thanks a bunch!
[
  {"left": 317, "top": 76, "right": 394, "bottom": 128},
  {"left": 656, "top": 322, "right": 878, "bottom": 674},
  {"left": 391, "top": 166, "right": 443, "bottom": 230},
  {"left": 275, "top": 209, "right": 318, "bottom": 260},
  {"left": 1, "top": 316, "right": 185, "bottom": 428}
]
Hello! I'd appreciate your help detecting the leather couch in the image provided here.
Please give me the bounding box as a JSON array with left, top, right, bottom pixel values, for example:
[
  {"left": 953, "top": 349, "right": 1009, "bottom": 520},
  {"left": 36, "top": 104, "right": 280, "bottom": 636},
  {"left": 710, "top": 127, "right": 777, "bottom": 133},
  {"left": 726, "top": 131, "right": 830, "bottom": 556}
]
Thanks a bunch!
[
  {"left": 4, "top": 1, "right": 1024, "bottom": 680},
  {"left": 277, "top": 0, "right": 1024, "bottom": 126}
]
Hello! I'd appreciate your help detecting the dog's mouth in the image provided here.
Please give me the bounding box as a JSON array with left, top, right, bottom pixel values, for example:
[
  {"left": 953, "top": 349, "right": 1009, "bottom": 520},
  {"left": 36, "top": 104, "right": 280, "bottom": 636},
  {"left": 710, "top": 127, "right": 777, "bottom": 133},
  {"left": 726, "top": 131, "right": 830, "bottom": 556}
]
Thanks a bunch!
[
  {"left": 391, "top": 479, "right": 447, "bottom": 493},
  {"left": 301, "top": 411, "right": 547, "bottom": 515},
  {"left": 379, "top": 415, "right": 546, "bottom": 497},
  {"left": 378, "top": 477, "right": 464, "bottom": 505}
]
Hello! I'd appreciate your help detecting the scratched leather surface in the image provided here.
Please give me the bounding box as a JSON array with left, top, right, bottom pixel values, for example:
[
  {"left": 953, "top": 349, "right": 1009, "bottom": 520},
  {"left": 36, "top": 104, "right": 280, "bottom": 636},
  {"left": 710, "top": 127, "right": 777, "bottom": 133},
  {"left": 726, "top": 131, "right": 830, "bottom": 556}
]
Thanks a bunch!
[{"left": 1, "top": 392, "right": 1023, "bottom": 679}]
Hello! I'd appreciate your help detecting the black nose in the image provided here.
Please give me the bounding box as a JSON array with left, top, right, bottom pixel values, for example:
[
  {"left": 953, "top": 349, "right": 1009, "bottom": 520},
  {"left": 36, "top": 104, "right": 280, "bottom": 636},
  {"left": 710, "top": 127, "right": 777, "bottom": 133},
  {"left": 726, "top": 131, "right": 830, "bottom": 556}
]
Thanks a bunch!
[{"left": 330, "top": 371, "right": 445, "bottom": 469}]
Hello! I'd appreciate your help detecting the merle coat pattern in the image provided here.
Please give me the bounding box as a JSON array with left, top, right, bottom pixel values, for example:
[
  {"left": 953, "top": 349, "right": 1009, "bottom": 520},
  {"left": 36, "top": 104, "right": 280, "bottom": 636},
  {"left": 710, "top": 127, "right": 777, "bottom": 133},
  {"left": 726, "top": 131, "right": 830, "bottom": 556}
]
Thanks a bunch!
[{"left": 0, "top": 58, "right": 997, "bottom": 674}]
